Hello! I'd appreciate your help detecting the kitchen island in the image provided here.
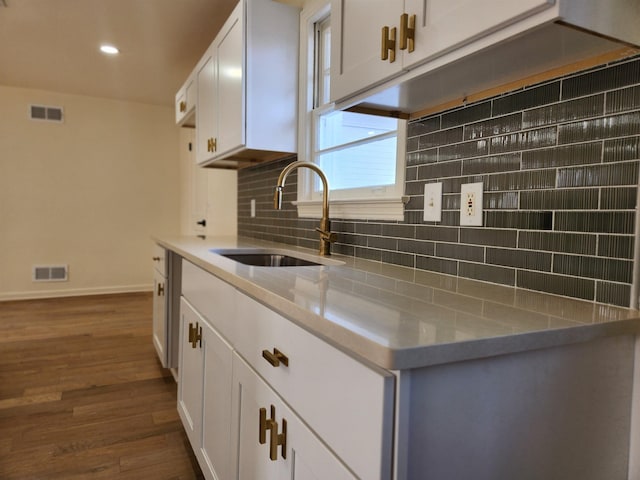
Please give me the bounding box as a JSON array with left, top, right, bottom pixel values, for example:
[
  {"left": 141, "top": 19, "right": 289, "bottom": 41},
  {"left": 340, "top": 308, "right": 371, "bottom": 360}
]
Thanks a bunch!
[{"left": 155, "top": 234, "right": 640, "bottom": 480}]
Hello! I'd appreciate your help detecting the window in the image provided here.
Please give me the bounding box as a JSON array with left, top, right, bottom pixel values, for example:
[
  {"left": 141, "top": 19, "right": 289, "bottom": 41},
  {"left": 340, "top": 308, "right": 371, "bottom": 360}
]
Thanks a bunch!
[{"left": 297, "top": 2, "right": 406, "bottom": 221}]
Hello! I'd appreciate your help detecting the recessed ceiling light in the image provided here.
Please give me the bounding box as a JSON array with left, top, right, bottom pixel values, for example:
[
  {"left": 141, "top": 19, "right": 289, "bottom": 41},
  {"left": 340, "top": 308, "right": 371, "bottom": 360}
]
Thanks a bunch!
[{"left": 100, "top": 44, "right": 119, "bottom": 55}]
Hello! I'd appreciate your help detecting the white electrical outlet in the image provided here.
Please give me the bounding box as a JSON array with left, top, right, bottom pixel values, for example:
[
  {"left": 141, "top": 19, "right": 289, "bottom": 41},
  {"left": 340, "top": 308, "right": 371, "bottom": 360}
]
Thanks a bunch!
[
  {"left": 460, "top": 182, "right": 483, "bottom": 226},
  {"left": 423, "top": 182, "right": 442, "bottom": 222}
]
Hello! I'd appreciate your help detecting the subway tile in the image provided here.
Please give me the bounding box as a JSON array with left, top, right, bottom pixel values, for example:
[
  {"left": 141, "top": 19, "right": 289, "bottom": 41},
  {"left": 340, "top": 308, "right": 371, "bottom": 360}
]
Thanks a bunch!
[
  {"left": 381, "top": 223, "right": 416, "bottom": 239},
  {"left": 606, "top": 85, "right": 640, "bottom": 114},
  {"left": 603, "top": 136, "right": 640, "bottom": 163},
  {"left": 485, "top": 170, "right": 556, "bottom": 191},
  {"left": 490, "top": 127, "right": 557, "bottom": 154},
  {"left": 520, "top": 189, "right": 599, "bottom": 210},
  {"left": 558, "top": 112, "right": 640, "bottom": 144},
  {"left": 601, "top": 187, "right": 637, "bottom": 210},
  {"left": 441, "top": 176, "right": 485, "bottom": 193},
  {"left": 406, "top": 136, "right": 420, "bottom": 153},
  {"left": 405, "top": 195, "right": 424, "bottom": 211},
  {"left": 381, "top": 251, "right": 415, "bottom": 268},
  {"left": 355, "top": 246, "right": 382, "bottom": 262},
  {"left": 522, "top": 142, "right": 602, "bottom": 169},
  {"left": 596, "top": 282, "right": 631, "bottom": 307},
  {"left": 460, "top": 228, "right": 517, "bottom": 247},
  {"left": 441, "top": 101, "right": 492, "bottom": 128},
  {"left": 562, "top": 58, "right": 640, "bottom": 100},
  {"left": 408, "top": 116, "right": 441, "bottom": 137},
  {"left": 418, "top": 127, "right": 463, "bottom": 149},
  {"left": 484, "top": 192, "right": 519, "bottom": 209},
  {"left": 416, "top": 225, "right": 459, "bottom": 242},
  {"left": 441, "top": 211, "right": 460, "bottom": 226},
  {"left": 407, "top": 150, "right": 438, "bottom": 165},
  {"left": 493, "top": 82, "right": 561, "bottom": 116},
  {"left": 435, "top": 243, "right": 484, "bottom": 262},
  {"left": 462, "top": 153, "right": 521, "bottom": 175},
  {"left": 486, "top": 211, "right": 553, "bottom": 230},
  {"left": 553, "top": 254, "right": 633, "bottom": 283},
  {"left": 463, "top": 113, "right": 522, "bottom": 140},
  {"left": 517, "top": 271, "right": 595, "bottom": 301},
  {"left": 405, "top": 166, "right": 418, "bottom": 182},
  {"left": 398, "top": 239, "right": 435, "bottom": 256},
  {"left": 458, "top": 262, "right": 515, "bottom": 286},
  {"left": 355, "top": 222, "right": 383, "bottom": 236},
  {"left": 557, "top": 162, "right": 639, "bottom": 187},
  {"left": 555, "top": 211, "right": 635, "bottom": 234},
  {"left": 405, "top": 180, "right": 426, "bottom": 196},
  {"left": 368, "top": 236, "right": 397, "bottom": 250},
  {"left": 404, "top": 210, "right": 424, "bottom": 224},
  {"left": 518, "top": 231, "right": 596, "bottom": 255},
  {"left": 417, "top": 160, "right": 462, "bottom": 180},
  {"left": 522, "top": 94, "right": 604, "bottom": 129},
  {"left": 442, "top": 194, "right": 460, "bottom": 210},
  {"left": 439, "top": 140, "right": 489, "bottom": 161},
  {"left": 416, "top": 256, "right": 458, "bottom": 275},
  {"left": 598, "top": 235, "right": 634, "bottom": 259},
  {"left": 486, "top": 248, "right": 552, "bottom": 271}
]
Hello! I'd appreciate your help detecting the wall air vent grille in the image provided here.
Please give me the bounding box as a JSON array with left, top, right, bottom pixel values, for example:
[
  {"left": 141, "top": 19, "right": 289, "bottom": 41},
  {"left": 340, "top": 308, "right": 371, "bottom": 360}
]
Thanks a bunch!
[
  {"left": 33, "top": 265, "right": 69, "bottom": 282},
  {"left": 29, "top": 104, "right": 64, "bottom": 123}
]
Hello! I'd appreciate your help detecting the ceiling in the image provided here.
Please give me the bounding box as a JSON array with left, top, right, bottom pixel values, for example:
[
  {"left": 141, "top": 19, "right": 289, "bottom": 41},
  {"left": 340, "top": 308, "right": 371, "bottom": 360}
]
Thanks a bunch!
[{"left": 0, "top": 0, "right": 242, "bottom": 106}]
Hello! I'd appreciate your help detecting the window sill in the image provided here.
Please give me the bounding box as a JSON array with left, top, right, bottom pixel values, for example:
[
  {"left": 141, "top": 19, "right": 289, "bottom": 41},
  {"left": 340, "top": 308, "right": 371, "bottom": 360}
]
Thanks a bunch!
[{"left": 295, "top": 197, "right": 407, "bottom": 221}]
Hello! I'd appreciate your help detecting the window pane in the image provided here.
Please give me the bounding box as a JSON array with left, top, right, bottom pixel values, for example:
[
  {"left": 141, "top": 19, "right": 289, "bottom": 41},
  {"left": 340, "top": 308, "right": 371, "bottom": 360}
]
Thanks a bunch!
[
  {"left": 318, "top": 110, "right": 398, "bottom": 150},
  {"left": 318, "top": 136, "right": 397, "bottom": 190}
]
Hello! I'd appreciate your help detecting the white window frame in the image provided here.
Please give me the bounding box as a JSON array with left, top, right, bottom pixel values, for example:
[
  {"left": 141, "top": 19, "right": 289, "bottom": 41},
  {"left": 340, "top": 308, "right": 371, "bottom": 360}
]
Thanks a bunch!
[{"left": 296, "top": 0, "right": 407, "bottom": 221}]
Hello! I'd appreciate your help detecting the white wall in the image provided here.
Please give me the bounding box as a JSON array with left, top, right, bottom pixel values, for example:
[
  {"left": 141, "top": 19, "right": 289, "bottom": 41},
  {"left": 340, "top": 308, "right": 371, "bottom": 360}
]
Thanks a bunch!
[{"left": 0, "top": 85, "right": 181, "bottom": 300}]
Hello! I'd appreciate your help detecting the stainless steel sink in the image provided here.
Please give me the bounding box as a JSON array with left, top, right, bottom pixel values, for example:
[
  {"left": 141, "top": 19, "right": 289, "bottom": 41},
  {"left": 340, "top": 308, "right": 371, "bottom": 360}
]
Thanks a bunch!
[{"left": 211, "top": 248, "right": 343, "bottom": 267}]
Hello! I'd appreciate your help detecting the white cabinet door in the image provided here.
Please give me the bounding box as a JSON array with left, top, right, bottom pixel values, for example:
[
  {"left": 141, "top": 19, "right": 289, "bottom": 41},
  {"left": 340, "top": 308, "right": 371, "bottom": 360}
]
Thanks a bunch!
[
  {"left": 330, "top": 0, "right": 404, "bottom": 102},
  {"left": 177, "top": 298, "right": 205, "bottom": 449},
  {"left": 214, "top": 3, "right": 244, "bottom": 158},
  {"left": 196, "top": 51, "right": 217, "bottom": 165},
  {"left": 331, "top": 0, "right": 556, "bottom": 103},
  {"left": 405, "top": 0, "right": 555, "bottom": 70},
  {"left": 152, "top": 268, "right": 167, "bottom": 365},
  {"left": 231, "top": 353, "right": 357, "bottom": 480},
  {"left": 200, "top": 317, "right": 233, "bottom": 480}
]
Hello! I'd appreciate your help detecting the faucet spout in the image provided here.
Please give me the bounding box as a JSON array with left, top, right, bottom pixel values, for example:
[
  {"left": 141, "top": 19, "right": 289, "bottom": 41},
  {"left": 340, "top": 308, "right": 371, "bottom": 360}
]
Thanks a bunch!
[{"left": 274, "top": 161, "right": 335, "bottom": 256}]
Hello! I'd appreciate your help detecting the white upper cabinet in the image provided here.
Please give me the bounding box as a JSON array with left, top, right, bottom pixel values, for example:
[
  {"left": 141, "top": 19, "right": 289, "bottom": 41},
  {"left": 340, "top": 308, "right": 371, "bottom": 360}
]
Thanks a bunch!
[
  {"left": 331, "top": 0, "right": 640, "bottom": 113},
  {"left": 175, "top": 71, "right": 196, "bottom": 127},
  {"left": 194, "top": 0, "right": 299, "bottom": 168},
  {"left": 331, "top": 0, "right": 554, "bottom": 103}
]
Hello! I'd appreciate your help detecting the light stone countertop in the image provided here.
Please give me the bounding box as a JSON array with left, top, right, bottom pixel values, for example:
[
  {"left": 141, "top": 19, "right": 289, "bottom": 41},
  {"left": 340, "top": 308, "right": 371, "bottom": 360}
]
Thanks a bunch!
[{"left": 155, "top": 235, "right": 640, "bottom": 370}]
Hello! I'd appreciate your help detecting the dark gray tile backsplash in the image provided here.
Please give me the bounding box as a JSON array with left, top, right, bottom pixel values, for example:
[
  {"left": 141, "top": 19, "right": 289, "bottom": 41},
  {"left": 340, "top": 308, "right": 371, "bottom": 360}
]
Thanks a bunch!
[{"left": 238, "top": 55, "right": 640, "bottom": 307}]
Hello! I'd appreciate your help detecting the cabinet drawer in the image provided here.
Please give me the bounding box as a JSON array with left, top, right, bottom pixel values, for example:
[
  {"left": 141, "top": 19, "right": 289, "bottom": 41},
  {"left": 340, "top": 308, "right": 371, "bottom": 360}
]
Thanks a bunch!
[
  {"left": 152, "top": 244, "right": 166, "bottom": 276},
  {"left": 235, "top": 293, "right": 395, "bottom": 480},
  {"left": 181, "top": 260, "right": 236, "bottom": 344}
]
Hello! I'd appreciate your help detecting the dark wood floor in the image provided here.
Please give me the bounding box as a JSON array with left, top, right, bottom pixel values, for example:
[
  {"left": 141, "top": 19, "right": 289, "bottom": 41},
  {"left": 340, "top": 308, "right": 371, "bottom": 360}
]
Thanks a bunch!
[{"left": 0, "top": 292, "right": 204, "bottom": 480}]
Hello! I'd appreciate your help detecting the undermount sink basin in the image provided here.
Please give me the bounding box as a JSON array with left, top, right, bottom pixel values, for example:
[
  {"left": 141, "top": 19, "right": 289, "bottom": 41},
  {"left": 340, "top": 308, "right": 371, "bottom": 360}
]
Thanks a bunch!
[{"left": 211, "top": 248, "right": 343, "bottom": 267}]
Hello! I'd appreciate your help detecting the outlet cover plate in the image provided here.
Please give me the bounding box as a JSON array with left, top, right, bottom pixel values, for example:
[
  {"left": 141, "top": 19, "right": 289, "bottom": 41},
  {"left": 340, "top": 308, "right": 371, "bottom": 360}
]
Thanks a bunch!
[
  {"left": 423, "top": 182, "right": 442, "bottom": 222},
  {"left": 460, "top": 182, "right": 483, "bottom": 226}
]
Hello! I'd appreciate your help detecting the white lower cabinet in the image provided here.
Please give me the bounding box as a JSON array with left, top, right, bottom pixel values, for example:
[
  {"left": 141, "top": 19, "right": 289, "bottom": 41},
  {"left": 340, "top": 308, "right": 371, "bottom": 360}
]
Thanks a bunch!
[
  {"left": 178, "top": 296, "right": 233, "bottom": 480},
  {"left": 231, "top": 352, "right": 356, "bottom": 480},
  {"left": 178, "top": 259, "right": 394, "bottom": 479}
]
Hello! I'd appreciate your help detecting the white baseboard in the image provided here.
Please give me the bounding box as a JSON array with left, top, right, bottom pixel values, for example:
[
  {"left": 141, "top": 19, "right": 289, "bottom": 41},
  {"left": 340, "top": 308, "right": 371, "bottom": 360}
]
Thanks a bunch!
[{"left": 0, "top": 284, "right": 152, "bottom": 302}]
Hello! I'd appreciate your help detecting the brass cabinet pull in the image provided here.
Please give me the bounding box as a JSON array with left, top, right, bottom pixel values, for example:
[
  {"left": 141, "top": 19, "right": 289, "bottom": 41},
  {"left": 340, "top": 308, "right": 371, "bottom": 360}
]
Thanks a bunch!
[
  {"left": 381, "top": 26, "right": 396, "bottom": 62},
  {"left": 179, "top": 100, "right": 187, "bottom": 112},
  {"left": 259, "top": 405, "right": 276, "bottom": 445},
  {"left": 152, "top": 256, "right": 161, "bottom": 261},
  {"left": 188, "top": 322, "right": 202, "bottom": 348},
  {"left": 207, "top": 137, "right": 218, "bottom": 153},
  {"left": 269, "top": 417, "right": 287, "bottom": 461},
  {"left": 262, "top": 348, "right": 289, "bottom": 368},
  {"left": 399, "top": 13, "right": 416, "bottom": 52},
  {"left": 157, "top": 282, "right": 164, "bottom": 296}
]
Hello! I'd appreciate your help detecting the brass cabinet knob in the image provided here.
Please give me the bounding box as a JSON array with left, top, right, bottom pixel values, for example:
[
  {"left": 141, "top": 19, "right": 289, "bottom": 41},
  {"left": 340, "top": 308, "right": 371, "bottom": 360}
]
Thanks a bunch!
[
  {"left": 262, "top": 348, "right": 289, "bottom": 367},
  {"left": 152, "top": 256, "right": 161, "bottom": 261}
]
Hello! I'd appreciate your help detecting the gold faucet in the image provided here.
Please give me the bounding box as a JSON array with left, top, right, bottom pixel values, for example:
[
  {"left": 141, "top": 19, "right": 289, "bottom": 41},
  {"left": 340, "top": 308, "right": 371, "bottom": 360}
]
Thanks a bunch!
[{"left": 274, "top": 161, "right": 337, "bottom": 256}]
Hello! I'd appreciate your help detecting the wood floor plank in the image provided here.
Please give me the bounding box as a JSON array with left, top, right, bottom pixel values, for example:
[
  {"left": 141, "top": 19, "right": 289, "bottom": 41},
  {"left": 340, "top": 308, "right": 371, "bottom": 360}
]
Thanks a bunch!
[{"left": 0, "top": 292, "right": 203, "bottom": 479}]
